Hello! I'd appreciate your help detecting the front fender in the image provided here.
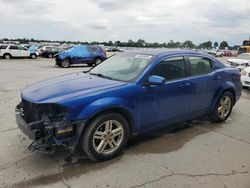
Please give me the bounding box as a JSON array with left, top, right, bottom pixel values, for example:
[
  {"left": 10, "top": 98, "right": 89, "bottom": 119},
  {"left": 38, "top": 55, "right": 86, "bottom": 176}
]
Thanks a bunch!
[
  {"left": 209, "top": 81, "right": 236, "bottom": 113},
  {"left": 77, "top": 97, "right": 135, "bottom": 120}
]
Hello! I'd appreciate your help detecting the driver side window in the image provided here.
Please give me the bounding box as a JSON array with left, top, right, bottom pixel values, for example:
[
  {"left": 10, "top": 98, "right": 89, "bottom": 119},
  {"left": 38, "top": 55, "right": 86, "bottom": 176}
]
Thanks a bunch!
[{"left": 151, "top": 56, "right": 186, "bottom": 81}]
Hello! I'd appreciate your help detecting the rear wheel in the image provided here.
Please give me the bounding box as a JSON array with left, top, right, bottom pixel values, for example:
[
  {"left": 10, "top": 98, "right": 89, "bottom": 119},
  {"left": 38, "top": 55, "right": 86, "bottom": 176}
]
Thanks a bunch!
[
  {"left": 81, "top": 113, "right": 129, "bottom": 161},
  {"left": 210, "top": 91, "right": 234, "bottom": 122},
  {"left": 3, "top": 54, "right": 11, "bottom": 59},
  {"left": 94, "top": 58, "right": 102, "bottom": 66},
  {"left": 61, "top": 59, "right": 70, "bottom": 68}
]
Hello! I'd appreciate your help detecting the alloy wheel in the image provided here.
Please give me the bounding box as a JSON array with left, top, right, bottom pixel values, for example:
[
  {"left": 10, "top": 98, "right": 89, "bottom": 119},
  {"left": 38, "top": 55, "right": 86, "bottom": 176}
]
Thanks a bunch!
[
  {"left": 61, "top": 60, "right": 70, "bottom": 68},
  {"left": 218, "top": 96, "right": 232, "bottom": 119},
  {"left": 92, "top": 120, "right": 124, "bottom": 155},
  {"left": 95, "top": 58, "right": 102, "bottom": 65}
]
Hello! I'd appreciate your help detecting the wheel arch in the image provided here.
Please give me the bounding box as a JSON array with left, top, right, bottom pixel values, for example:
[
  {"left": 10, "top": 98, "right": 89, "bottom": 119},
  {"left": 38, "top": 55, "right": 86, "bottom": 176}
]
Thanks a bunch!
[
  {"left": 3, "top": 53, "right": 12, "bottom": 58},
  {"left": 94, "top": 56, "right": 102, "bottom": 62},
  {"left": 209, "top": 83, "right": 236, "bottom": 113},
  {"left": 82, "top": 106, "right": 135, "bottom": 139}
]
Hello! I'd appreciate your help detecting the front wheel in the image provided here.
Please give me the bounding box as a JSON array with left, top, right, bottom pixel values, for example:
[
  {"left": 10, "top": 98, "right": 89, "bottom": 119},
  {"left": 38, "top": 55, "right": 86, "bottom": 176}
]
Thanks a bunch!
[
  {"left": 81, "top": 113, "right": 129, "bottom": 161},
  {"left": 61, "top": 59, "right": 70, "bottom": 68},
  {"left": 210, "top": 91, "right": 234, "bottom": 122}
]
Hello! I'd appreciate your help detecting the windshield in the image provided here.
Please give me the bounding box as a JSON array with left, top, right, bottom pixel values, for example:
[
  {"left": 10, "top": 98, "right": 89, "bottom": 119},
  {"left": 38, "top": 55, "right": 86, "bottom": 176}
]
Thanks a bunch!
[
  {"left": 238, "top": 54, "right": 250, "bottom": 60},
  {"left": 90, "top": 52, "right": 154, "bottom": 82}
]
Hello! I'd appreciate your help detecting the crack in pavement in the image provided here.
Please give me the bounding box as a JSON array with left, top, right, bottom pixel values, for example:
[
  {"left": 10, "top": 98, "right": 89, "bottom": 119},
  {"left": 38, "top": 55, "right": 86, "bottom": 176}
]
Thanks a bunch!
[
  {"left": 50, "top": 156, "right": 71, "bottom": 188},
  {"left": 0, "top": 154, "right": 33, "bottom": 171},
  {"left": 0, "top": 127, "right": 18, "bottom": 134},
  {"left": 130, "top": 171, "right": 248, "bottom": 188},
  {"left": 216, "top": 175, "right": 227, "bottom": 188},
  {"left": 197, "top": 126, "right": 250, "bottom": 145}
]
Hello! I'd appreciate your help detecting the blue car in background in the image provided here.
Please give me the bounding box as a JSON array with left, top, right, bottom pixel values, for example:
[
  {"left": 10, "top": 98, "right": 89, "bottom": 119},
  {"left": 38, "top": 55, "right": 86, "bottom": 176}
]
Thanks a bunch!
[
  {"left": 55, "top": 45, "right": 107, "bottom": 68},
  {"left": 16, "top": 50, "right": 241, "bottom": 161}
]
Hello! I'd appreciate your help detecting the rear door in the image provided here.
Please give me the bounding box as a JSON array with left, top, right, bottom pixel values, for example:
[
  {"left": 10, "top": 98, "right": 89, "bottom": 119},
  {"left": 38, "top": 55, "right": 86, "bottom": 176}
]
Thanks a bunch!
[
  {"left": 9, "top": 45, "right": 19, "bottom": 57},
  {"left": 186, "top": 56, "right": 222, "bottom": 116}
]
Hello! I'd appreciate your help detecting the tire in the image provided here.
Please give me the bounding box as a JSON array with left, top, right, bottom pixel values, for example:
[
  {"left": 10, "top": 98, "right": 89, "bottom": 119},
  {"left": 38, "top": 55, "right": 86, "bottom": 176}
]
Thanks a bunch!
[
  {"left": 81, "top": 113, "right": 129, "bottom": 161},
  {"left": 48, "top": 54, "right": 53, "bottom": 58},
  {"left": 3, "top": 54, "right": 11, "bottom": 59},
  {"left": 61, "top": 59, "right": 70, "bottom": 68},
  {"left": 87, "top": 63, "right": 94, "bottom": 67},
  {"left": 30, "top": 54, "right": 37, "bottom": 59},
  {"left": 94, "top": 58, "right": 102, "bottom": 66},
  {"left": 210, "top": 91, "right": 234, "bottom": 122}
]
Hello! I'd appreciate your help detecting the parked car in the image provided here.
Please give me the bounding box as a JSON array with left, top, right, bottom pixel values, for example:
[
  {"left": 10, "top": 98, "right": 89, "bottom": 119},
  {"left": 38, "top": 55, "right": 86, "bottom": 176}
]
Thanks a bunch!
[
  {"left": 39, "top": 46, "right": 60, "bottom": 58},
  {"left": 222, "top": 50, "right": 233, "bottom": 57},
  {"left": 0, "top": 44, "right": 39, "bottom": 59},
  {"left": 227, "top": 53, "right": 250, "bottom": 71},
  {"left": 16, "top": 50, "right": 241, "bottom": 161},
  {"left": 241, "top": 67, "right": 250, "bottom": 88},
  {"left": 106, "top": 47, "right": 124, "bottom": 52},
  {"left": 208, "top": 49, "right": 223, "bottom": 57},
  {"left": 55, "top": 45, "right": 107, "bottom": 68}
]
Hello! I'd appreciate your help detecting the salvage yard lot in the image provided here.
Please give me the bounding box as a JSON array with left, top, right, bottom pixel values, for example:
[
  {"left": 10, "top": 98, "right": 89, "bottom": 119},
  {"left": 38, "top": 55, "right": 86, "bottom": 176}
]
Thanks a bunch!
[{"left": 0, "top": 57, "right": 250, "bottom": 188}]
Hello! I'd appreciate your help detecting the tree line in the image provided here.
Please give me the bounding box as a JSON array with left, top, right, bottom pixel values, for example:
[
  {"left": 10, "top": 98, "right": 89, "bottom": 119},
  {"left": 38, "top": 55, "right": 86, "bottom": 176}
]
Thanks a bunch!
[{"left": 0, "top": 38, "right": 240, "bottom": 50}]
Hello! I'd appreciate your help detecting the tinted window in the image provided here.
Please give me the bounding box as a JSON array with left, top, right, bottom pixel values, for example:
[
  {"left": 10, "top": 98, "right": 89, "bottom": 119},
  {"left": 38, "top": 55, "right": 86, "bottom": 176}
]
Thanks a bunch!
[
  {"left": 0, "top": 45, "right": 7, "bottom": 49},
  {"left": 87, "top": 46, "right": 98, "bottom": 52},
  {"left": 9, "top": 45, "right": 18, "bottom": 50},
  {"left": 151, "top": 57, "right": 186, "bottom": 81},
  {"left": 18, "top": 46, "right": 27, "bottom": 50},
  {"left": 189, "top": 57, "right": 212, "bottom": 76}
]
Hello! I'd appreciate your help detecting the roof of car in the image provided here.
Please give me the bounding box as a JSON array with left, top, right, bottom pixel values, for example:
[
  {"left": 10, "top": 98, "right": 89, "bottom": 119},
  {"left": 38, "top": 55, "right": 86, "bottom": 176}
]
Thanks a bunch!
[{"left": 126, "top": 49, "right": 206, "bottom": 56}]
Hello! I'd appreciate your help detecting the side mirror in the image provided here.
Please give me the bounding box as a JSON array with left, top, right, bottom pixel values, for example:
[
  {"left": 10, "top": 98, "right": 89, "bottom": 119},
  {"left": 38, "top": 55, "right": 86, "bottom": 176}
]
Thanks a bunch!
[{"left": 147, "top": 75, "right": 166, "bottom": 86}]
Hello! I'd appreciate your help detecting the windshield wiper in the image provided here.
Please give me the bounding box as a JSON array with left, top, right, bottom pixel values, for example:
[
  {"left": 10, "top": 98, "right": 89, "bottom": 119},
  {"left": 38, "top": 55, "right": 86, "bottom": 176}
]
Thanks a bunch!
[{"left": 89, "top": 72, "right": 112, "bottom": 80}]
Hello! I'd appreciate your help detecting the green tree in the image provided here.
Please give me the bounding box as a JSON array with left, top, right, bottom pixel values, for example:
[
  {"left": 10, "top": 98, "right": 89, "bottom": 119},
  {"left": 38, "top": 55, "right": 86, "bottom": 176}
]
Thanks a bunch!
[
  {"left": 136, "top": 39, "right": 146, "bottom": 47},
  {"left": 220, "top": 41, "right": 228, "bottom": 48},
  {"left": 213, "top": 41, "right": 218, "bottom": 48},
  {"left": 182, "top": 40, "right": 195, "bottom": 49},
  {"left": 199, "top": 41, "right": 212, "bottom": 49},
  {"left": 107, "top": 41, "right": 113, "bottom": 46}
]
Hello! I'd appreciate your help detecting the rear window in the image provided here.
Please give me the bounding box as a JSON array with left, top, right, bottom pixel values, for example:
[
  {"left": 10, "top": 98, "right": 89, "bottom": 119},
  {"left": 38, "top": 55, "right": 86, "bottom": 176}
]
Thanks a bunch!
[
  {"left": 0, "top": 45, "right": 8, "bottom": 49},
  {"left": 189, "top": 56, "right": 212, "bottom": 76}
]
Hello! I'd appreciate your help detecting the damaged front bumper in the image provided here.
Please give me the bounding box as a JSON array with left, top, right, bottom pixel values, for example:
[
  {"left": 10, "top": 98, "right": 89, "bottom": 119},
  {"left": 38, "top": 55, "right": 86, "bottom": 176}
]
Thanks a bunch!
[{"left": 15, "top": 103, "right": 87, "bottom": 154}]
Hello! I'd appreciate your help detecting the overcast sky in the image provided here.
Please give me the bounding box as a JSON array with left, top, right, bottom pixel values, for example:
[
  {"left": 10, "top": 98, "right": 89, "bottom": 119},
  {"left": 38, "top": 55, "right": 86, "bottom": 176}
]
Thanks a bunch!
[{"left": 0, "top": 0, "right": 249, "bottom": 45}]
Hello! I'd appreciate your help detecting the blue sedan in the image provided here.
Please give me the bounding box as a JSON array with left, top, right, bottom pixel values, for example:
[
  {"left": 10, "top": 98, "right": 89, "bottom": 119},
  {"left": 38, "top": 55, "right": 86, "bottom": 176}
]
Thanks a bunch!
[{"left": 16, "top": 50, "right": 241, "bottom": 161}]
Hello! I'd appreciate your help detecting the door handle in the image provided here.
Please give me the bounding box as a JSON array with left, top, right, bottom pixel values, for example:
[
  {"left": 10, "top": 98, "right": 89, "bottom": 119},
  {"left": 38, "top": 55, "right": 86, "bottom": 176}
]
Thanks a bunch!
[{"left": 213, "top": 75, "right": 221, "bottom": 80}]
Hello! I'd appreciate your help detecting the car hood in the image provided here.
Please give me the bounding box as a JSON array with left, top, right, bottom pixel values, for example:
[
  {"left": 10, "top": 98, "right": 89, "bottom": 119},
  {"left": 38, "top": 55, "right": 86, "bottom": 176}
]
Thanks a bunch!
[
  {"left": 227, "top": 58, "right": 250, "bottom": 64},
  {"left": 21, "top": 72, "right": 126, "bottom": 104}
]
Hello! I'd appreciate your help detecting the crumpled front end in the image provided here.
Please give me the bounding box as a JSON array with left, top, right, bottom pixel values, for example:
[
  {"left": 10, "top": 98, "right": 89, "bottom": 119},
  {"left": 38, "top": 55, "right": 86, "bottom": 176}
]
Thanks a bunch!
[{"left": 15, "top": 98, "right": 86, "bottom": 154}]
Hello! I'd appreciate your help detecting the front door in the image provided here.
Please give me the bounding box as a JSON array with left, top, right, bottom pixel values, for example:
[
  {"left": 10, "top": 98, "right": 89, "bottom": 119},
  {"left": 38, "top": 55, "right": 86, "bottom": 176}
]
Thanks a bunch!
[
  {"left": 139, "top": 56, "right": 192, "bottom": 131},
  {"left": 18, "top": 46, "right": 30, "bottom": 57}
]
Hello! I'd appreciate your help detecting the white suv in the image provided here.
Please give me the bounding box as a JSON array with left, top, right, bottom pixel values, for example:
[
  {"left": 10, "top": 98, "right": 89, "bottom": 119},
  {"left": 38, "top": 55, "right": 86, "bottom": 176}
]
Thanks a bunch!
[{"left": 0, "top": 44, "right": 38, "bottom": 59}]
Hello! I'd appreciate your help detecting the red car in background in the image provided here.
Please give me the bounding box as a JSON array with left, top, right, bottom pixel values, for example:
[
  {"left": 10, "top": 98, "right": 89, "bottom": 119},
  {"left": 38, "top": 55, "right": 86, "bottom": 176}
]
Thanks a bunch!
[{"left": 223, "top": 50, "right": 233, "bottom": 57}]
